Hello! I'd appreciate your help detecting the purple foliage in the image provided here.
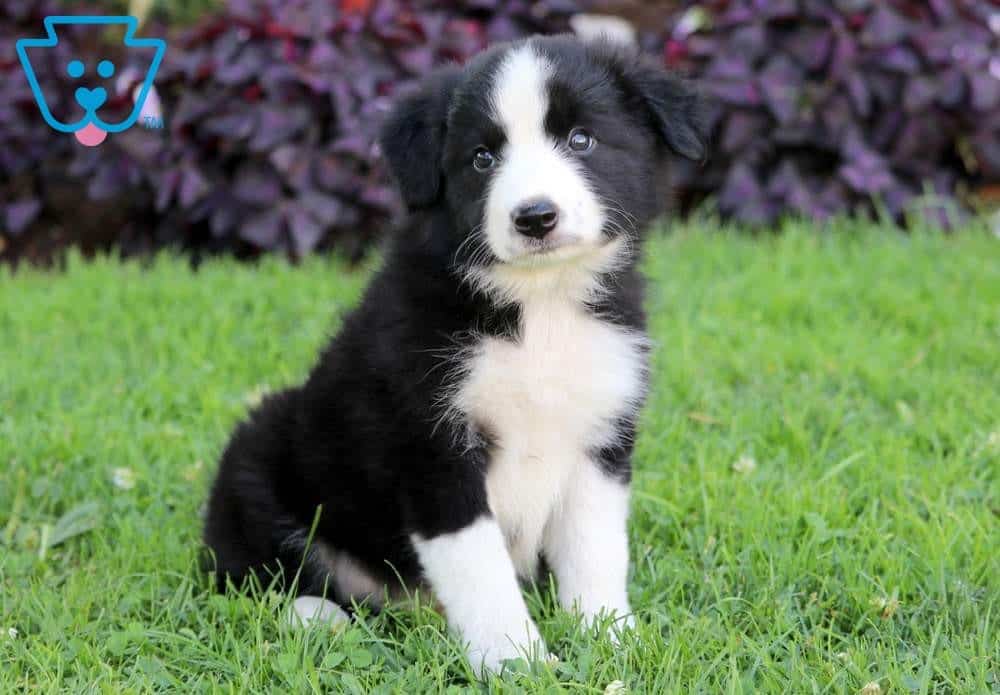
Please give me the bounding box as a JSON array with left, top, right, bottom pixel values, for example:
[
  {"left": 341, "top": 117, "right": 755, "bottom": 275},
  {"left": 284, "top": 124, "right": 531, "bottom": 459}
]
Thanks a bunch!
[
  {"left": 657, "top": 0, "right": 999, "bottom": 224},
  {"left": 3, "top": 0, "right": 998, "bottom": 264},
  {"left": 1, "top": 2, "right": 89, "bottom": 252},
  {"left": 0, "top": 0, "right": 577, "bottom": 263}
]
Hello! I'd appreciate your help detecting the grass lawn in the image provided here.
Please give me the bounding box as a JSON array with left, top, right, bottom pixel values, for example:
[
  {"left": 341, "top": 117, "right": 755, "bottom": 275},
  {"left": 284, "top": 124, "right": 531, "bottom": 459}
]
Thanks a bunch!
[{"left": 1, "top": 220, "right": 997, "bottom": 693}]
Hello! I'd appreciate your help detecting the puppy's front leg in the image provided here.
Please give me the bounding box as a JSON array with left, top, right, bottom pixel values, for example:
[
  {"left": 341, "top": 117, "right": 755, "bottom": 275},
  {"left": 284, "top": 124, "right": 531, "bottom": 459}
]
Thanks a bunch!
[
  {"left": 413, "top": 517, "right": 545, "bottom": 674},
  {"left": 543, "top": 462, "right": 633, "bottom": 629}
]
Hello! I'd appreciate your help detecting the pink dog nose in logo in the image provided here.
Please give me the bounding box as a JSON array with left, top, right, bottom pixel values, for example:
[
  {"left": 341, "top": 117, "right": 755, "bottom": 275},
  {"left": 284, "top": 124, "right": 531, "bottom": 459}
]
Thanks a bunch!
[{"left": 74, "top": 122, "right": 107, "bottom": 146}]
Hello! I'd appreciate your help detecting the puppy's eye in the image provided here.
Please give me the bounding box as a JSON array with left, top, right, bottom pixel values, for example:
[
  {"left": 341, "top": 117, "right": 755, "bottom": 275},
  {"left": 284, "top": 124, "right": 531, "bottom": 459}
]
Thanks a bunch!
[
  {"left": 473, "top": 147, "right": 495, "bottom": 172},
  {"left": 568, "top": 128, "right": 595, "bottom": 153}
]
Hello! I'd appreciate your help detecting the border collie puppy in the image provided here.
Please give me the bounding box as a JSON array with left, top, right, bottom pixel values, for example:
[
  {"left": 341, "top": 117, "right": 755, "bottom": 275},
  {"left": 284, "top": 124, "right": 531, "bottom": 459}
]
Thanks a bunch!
[{"left": 204, "top": 35, "right": 704, "bottom": 674}]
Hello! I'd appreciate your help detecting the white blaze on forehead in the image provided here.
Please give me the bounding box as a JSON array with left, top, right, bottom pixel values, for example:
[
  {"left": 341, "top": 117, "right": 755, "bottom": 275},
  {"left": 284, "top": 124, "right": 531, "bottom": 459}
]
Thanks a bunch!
[
  {"left": 489, "top": 43, "right": 552, "bottom": 147},
  {"left": 480, "top": 42, "right": 607, "bottom": 275}
]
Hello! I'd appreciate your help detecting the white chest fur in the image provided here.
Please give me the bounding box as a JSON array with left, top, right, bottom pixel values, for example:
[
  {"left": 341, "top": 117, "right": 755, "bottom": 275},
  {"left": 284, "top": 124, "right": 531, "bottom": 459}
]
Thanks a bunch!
[{"left": 451, "top": 296, "right": 646, "bottom": 577}]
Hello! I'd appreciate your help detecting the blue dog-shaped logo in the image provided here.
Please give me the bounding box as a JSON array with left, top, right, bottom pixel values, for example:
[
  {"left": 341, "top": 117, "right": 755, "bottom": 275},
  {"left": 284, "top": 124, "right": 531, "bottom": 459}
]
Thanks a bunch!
[{"left": 16, "top": 16, "right": 166, "bottom": 146}]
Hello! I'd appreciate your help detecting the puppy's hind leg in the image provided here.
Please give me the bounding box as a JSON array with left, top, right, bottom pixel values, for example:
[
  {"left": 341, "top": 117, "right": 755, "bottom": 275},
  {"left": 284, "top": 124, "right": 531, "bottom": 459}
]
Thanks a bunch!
[{"left": 204, "top": 390, "right": 331, "bottom": 593}]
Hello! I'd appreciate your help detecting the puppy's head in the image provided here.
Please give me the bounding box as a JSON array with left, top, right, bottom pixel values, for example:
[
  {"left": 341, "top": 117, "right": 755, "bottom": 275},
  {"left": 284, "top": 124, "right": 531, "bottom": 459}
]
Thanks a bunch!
[{"left": 379, "top": 36, "right": 705, "bottom": 293}]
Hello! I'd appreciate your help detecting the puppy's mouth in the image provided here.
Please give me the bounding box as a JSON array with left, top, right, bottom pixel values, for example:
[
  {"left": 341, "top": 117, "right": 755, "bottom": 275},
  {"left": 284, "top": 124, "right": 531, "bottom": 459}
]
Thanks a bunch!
[
  {"left": 506, "top": 233, "right": 585, "bottom": 263},
  {"left": 505, "top": 231, "right": 614, "bottom": 267}
]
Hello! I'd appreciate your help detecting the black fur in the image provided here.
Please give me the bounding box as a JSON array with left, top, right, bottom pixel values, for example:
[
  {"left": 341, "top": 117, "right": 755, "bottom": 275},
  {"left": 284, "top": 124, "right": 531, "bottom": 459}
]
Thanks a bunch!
[{"left": 204, "top": 36, "right": 704, "bottom": 597}]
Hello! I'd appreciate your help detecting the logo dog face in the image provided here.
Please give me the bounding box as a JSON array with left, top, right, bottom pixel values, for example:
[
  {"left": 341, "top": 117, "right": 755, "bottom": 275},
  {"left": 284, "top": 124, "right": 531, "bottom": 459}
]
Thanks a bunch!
[{"left": 16, "top": 16, "right": 165, "bottom": 145}]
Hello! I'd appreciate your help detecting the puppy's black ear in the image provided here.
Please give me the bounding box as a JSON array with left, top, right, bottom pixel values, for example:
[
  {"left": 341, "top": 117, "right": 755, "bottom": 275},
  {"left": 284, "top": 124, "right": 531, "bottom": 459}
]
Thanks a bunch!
[
  {"left": 626, "top": 57, "right": 707, "bottom": 162},
  {"left": 378, "top": 66, "right": 462, "bottom": 209}
]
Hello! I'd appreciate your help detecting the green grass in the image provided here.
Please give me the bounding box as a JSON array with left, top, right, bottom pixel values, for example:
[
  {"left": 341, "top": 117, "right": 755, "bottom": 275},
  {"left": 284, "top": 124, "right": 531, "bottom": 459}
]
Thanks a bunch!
[{"left": 1, "top": 219, "right": 997, "bottom": 693}]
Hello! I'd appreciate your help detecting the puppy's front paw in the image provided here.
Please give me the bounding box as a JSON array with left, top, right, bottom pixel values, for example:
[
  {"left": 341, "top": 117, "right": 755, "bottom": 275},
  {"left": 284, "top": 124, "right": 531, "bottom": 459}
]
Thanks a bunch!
[
  {"left": 606, "top": 610, "right": 635, "bottom": 646},
  {"left": 577, "top": 604, "right": 635, "bottom": 645},
  {"left": 466, "top": 626, "right": 547, "bottom": 677}
]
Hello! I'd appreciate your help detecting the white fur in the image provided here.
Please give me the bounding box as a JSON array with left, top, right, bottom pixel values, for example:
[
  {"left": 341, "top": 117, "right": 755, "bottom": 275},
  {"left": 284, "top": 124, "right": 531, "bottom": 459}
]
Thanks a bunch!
[
  {"left": 289, "top": 596, "right": 350, "bottom": 627},
  {"left": 453, "top": 273, "right": 645, "bottom": 576},
  {"left": 485, "top": 43, "right": 605, "bottom": 262},
  {"left": 439, "top": 64, "right": 647, "bottom": 649},
  {"left": 543, "top": 461, "right": 633, "bottom": 626},
  {"left": 441, "top": 179, "right": 644, "bottom": 669},
  {"left": 466, "top": 235, "right": 630, "bottom": 307},
  {"left": 412, "top": 518, "right": 545, "bottom": 674},
  {"left": 419, "top": 41, "right": 644, "bottom": 672}
]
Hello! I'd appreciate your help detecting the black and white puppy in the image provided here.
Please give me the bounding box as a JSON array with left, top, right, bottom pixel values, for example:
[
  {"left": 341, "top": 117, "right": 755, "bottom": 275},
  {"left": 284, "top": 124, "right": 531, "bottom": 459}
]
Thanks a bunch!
[{"left": 204, "top": 35, "right": 704, "bottom": 674}]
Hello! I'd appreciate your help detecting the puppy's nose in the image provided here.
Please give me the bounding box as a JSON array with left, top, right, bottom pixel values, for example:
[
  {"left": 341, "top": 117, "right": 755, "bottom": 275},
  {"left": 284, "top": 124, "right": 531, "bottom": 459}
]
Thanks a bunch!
[{"left": 512, "top": 199, "right": 559, "bottom": 239}]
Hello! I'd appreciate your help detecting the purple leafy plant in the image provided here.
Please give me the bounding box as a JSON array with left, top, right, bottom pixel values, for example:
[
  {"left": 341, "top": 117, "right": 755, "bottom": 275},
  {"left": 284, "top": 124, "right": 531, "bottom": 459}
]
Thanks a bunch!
[
  {"left": 0, "top": 0, "right": 578, "bottom": 264},
  {"left": 654, "top": 0, "right": 1000, "bottom": 225},
  {"left": 4, "top": 0, "right": 996, "bottom": 265}
]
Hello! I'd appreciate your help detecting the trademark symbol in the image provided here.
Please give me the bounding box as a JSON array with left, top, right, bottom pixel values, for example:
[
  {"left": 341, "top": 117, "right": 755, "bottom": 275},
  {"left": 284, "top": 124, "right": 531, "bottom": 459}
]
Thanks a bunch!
[{"left": 142, "top": 115, "right": 164, "bottom": 129}]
